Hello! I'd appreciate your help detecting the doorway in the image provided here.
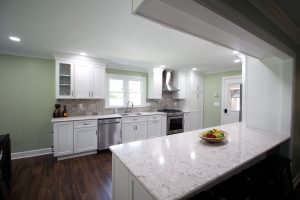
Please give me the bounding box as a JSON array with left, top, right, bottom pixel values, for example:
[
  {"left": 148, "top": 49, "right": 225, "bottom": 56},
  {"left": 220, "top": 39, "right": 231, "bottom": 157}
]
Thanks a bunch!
[{"left": 221, "top": 76, "right": 242, "bottom": 125}]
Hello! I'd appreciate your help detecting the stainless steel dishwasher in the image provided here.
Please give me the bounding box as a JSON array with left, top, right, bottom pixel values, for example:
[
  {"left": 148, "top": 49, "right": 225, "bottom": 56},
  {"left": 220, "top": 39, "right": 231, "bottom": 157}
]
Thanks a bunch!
[{"left": 98, "top": 118, "right": 121, "bottom": 150}]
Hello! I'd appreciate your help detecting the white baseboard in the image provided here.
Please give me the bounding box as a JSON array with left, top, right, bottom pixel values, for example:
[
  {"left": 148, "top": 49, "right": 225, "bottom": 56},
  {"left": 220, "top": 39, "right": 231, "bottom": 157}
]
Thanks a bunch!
[
  {"left": 293, "top": 171, "right": 300, "bottom": 188},
  {"left": 11, "top": 148, "right": 52, "bottom": 160}
]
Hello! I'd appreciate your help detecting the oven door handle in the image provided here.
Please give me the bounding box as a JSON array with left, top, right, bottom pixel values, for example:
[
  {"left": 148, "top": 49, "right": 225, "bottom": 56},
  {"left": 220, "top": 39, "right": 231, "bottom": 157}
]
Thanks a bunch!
[{"left": 168, "top": 116, "right": 183, "bottom": 120}]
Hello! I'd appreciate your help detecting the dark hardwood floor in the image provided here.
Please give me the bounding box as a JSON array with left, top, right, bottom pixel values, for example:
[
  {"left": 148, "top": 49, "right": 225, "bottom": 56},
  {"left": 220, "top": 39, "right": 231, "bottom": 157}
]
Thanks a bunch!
[
  {"left": 3, "top": 150, "right": 112, "bottom": 200},
  {"left": 2, "top": 150, "right": 300, "bottom": 200}
]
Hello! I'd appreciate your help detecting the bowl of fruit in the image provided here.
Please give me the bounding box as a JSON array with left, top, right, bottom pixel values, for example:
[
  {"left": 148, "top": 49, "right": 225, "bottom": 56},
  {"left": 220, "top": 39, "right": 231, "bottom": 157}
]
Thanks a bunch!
[{"left": 199, "top": 128, "right": 228, "bottom": 143}]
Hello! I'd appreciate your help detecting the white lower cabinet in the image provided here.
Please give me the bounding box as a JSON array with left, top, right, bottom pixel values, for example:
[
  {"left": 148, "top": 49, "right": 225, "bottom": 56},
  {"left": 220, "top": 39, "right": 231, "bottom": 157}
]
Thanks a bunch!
[
  {"left": 54, "top": 122, "right": 74, "bottom": 157},
  {"left": 135, "top": 122, "right": 147, "bottom": 140},
  {"left": 184, "top": 112, "right": 191, "bottom": 132},
  {"left": 122, "top": 122, "right": 147, "bottom": 143},
  {"left": 122, "top": 124, "right": 136, "bottom": 143},
  {"left": 53, "top": 120, "right": 98, "bottom": 160},
  {"left": 147, "top": 120, "right": 162, "bottom": 138},
  {"left": 74, "top": 127, "right": 97, "bottom": 153},
  {"left": 161, "top": 115, "right": 167, "bottom": 136},
  {"left": 190, "top": 111, "right": 203, "bottom": 130},
  {"left": 113, "top": 155, "right": 154, "bottom": 200}
]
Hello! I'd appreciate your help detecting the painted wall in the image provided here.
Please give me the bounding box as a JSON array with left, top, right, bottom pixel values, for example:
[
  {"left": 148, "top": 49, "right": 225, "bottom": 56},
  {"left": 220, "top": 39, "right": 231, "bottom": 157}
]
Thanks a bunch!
[
  {"left": 203, "top": 70, "right": 242, "bottom": 128},
  {"left": 0, "top": 54, "right": 55, "bottom": 153}
]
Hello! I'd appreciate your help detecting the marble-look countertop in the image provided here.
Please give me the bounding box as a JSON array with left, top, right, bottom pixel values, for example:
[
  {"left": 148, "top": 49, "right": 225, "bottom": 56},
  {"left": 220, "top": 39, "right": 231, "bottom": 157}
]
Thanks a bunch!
[
  {"left": 110, "top": 122, "right": 290, "bottom": 200},
  {"left": 51, "top": 112, "right": 166, "bottom": 123}
]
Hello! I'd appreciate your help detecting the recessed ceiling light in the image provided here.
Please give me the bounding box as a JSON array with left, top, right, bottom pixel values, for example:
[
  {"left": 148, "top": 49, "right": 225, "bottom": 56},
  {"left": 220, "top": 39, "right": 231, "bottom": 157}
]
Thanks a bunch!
[
  {"left": 9, "top": 36, "right": 21, "bottom": 42},
  {"left": 233, "top": 50, "right": 239, "bottom": 55},
  {"left": 234, "top": 59, "right": 242, "bottom": 63},
  {"left": 192, "top": 68, "right": 197, "bottom": 71},
  {"left": 159, "top": 65, "right": 166, "bottom": 68},
  {"left": 79, "top": 52, "right": 87, "bottom": 56}
]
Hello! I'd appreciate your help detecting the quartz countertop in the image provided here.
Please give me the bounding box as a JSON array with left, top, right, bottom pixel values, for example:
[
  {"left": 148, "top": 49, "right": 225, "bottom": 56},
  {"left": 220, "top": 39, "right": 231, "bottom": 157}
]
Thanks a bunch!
[
  {"left": 51, "top": 112, "right": 166, "bottom": 123},
  {"left": 110, "top": 122, "right": 290, "bottom": 200}
]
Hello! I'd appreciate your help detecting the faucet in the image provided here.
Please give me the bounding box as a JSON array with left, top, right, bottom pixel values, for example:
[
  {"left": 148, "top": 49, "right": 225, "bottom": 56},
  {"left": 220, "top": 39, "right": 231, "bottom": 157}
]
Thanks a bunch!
[{"left": 124, "top": 101, "right": 134, "bottom": 113}]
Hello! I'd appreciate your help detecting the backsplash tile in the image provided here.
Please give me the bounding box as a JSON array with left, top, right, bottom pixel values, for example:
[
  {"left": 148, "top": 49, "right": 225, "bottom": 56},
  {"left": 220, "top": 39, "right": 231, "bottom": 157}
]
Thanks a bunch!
[{"left": 56, "top": 92, "right": 179, "bottom": 116}]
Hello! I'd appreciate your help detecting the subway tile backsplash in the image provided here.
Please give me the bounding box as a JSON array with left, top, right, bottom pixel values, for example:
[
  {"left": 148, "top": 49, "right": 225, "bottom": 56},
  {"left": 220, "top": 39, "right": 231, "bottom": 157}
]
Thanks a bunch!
[{"left": 56, "top": 92, "right": 179, "bottom": 116}]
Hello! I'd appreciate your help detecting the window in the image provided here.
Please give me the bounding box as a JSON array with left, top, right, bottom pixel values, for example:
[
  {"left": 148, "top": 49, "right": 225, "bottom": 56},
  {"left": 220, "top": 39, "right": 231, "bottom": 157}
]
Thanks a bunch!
[{"left": 106, "top": 74, "right": 146, "bottom": 108}]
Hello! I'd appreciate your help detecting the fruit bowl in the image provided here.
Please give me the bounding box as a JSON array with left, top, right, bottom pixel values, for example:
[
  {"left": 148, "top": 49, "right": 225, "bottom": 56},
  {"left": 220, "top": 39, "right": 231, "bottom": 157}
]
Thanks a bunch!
[{"left": 199, "top": 129, "right": 228, "bottom": 143}]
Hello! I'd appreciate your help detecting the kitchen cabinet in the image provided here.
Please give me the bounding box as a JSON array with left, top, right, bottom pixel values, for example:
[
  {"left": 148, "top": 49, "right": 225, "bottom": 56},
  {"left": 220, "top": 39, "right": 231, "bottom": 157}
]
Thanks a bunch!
[
  {"left": 55, "top": 60, "right": 75, "bottom": 99},
  {"left": 190, "top": 111, "right": 203, "bottom": 130},
  {"left": 191, "top": 91, "right": 203, "bottom": 111},
  {"left": 184, "top": 112, "right": 191, "bottom": 132},
  {"left": 55, "top": 57, "right": 105, "bottom": 99},
  {"left": 53, "top": 121, "right": 74, "bottom": 157},
  {"left": 74, "top": 120, "right": 98, "bottom": 153},
  {"left": 75, "top": 62, "right": 105, "bottom": 99},
  {"left": 147, "top": 120, "right": 162, "bottom": 138},
  {"left": 148, "top": 67, "right": 164, "bottom": 99},
  {"left": 172, "top": 71, "right": 186, "bottom": 99},
  {"left": 161, "top": 115, "right": 167, "bottom": 136},
  {"left": 122, "top": 122, "right": 147, "bottom": 143},
  {"left": 191, "top": 74, "right": 203, "bottom": 91}
]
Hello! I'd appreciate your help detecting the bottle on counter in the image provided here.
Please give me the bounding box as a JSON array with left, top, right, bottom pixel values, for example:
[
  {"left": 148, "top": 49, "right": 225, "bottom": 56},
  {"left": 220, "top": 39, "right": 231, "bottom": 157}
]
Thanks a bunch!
[{"left": 63, "top": 105, "right": 68, "bottom": 117}]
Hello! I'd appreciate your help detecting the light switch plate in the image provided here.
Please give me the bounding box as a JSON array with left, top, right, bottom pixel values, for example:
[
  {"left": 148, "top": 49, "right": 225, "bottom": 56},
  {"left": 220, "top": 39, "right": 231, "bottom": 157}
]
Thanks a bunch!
[{"left": 213, "top": 102, "right": 220, "bottom": 107}]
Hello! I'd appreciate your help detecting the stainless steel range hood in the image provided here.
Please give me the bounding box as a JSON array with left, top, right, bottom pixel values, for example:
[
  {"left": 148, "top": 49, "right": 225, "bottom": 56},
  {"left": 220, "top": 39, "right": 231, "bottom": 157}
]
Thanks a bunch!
[{"left": 162, "top": 70, "right": 180, "bottom": 92}]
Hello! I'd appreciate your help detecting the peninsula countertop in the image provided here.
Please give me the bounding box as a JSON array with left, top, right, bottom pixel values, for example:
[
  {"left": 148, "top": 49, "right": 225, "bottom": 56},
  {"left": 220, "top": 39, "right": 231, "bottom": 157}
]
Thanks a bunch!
[
  {"left": 51, "top": 112, "right": 166, "bottom": 123},
  {"left": 109, "top": 122, "right": 290, "bottom": 200}
]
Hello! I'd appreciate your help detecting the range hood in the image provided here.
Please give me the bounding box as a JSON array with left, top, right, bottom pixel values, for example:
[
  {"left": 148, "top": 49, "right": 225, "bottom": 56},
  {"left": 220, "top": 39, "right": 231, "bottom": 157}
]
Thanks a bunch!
[{"left": 162, "top": 70, "right": 180, "bottom": 92}]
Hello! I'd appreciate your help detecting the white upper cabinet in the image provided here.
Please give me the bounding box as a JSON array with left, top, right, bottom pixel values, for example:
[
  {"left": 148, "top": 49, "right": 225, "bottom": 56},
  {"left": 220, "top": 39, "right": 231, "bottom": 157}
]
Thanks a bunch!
[
  {"left": 55, "top": 56, "right": 105, "bottom": 99},
  {"left": 191, "top": 74, "right": 203, "bottom": 91},
  {"left": 172, "top": 71, "right": 186, "bottom": 99},
  {"left": 92, "top": 65, "right": 105, "bottom": 99},
  {"left": 148, "top": 67, "right": 164, "bottom": 99},
  {"left": 74, "top": 62, "right": 105, "bottom": 99},
  {"left": 75, "top": 62, "right": 92, "bottom": 99},
  {"left": 56, "top": 60, "right": 75, "bottom": 99}
]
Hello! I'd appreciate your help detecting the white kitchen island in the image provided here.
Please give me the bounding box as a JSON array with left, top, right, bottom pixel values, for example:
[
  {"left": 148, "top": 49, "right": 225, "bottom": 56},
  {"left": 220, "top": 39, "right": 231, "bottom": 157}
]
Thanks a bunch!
[{"left": 109, "top": 122, "right": 290, "bottom": 200}]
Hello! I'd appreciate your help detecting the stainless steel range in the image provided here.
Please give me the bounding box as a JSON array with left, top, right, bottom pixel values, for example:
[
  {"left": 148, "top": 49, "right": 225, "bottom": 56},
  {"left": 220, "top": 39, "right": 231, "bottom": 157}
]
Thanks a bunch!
[{"left": 158, "top": 109, "right": 184, "bottom": 135}]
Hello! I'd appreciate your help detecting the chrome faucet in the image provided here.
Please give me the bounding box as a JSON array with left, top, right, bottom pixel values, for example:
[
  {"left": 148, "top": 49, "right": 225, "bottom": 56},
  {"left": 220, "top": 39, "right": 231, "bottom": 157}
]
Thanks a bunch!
[{"left": 124, "top": 101, "right": 134, "bottom": 113}]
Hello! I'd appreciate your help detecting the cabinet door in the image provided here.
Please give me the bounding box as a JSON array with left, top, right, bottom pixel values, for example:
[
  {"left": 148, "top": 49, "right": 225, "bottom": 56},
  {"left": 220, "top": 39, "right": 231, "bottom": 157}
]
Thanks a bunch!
[
  {"left": 173, "top": 71, "right": 186, "bottom": 99},
  {"left": 191, "top": 75, "right": 203, "bottom": 91},
  {"left": 161, "top": 115, "right": 167, "bottom": 136},
  {"left": 122, "top": 124, "right": 136, "bottom": 143},
  {"left": 56, "top": 60, "right": 74, "bottom": 99},
  {"left": 75, "top": 62, "right": 92, "bottom": 99},
  {"left": 135, "top": 122, "right": 147, "bottom": 140},
  {"left": 190, "top": 111, "right": 203, "bottom": 130},
  {"left": 191, "top": 91, "right": 203, "bottom": 111},
  {"left": 74, "top": 127, "right": 98, "bottom": 153},
  {"left": 91, "top": 65, "right": 105, "bottom": 99},
  {"left": 147, "top": 120, "right": 162, "bottom": 138},
  {"left": 53, "top": 122, "right": 74, "bottom": 157},
  {"left": 184, "top": 116, "right": 191, "bottom": 132},
  {"left": 148, "top": 68, "right": 163, "bottom": 99}
]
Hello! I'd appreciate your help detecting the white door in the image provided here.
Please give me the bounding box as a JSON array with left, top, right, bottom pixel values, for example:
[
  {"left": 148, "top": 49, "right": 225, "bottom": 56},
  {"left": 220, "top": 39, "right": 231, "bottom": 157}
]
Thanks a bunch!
[
  {"left": 53, "top": 122, "right": 74, "bottom": 157},
  {"left": 122, "top": 124, "right": 136, "bottom": 143},
  {"left": 147, "top": 120, "right": 162, "bottom": 138},
  {"left": 135, "top": 122, "right": 147, "bottom": 140},
  {"left": 221, "top": 76, "right": 242, "bottom": 125},
  {"left": 74, "top": 127, "right": 98, "bottom": 153},
  {"left": 91, "top": 65, "right": 105, "bottom": 99},
  {"left": 75, "top": 62, "right": 92, "bottom": 98}
]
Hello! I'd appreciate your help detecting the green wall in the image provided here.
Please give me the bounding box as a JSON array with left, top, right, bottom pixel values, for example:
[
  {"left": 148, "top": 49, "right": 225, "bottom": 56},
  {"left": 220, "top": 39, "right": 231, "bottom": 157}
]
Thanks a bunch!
[
  {"left": 0, "top": 54, "right": 55, "bottom": 153},
  {"left": 203, "top": 70, "right": 242, "bottom": 128}
]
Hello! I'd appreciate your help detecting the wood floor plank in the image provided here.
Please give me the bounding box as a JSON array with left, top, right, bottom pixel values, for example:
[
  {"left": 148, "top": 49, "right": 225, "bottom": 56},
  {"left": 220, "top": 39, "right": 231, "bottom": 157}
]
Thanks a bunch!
[{"left": 4, "top": 150, "right": 113, "bottom": 200}]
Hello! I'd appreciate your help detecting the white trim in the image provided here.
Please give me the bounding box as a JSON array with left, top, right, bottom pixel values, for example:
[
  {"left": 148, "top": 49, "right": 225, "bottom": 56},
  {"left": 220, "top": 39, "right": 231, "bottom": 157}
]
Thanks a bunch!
[
  {"left": 293, "top": 171, "right": 300, "bottom": 188},
  {"left": 203, "top": 66, "right": 242, "bottom": 75},
  {"left": 56, "top": 150, "right": 97, "bottom": 161},
  {"left": 105, "top": 74, "right": 147, "bottom": 108},
  {"left": 221, "top": 75, "right": 242, "bottom": 125},
  {"left": 11, "top": 148, "right": 52, "bottom": 160}
]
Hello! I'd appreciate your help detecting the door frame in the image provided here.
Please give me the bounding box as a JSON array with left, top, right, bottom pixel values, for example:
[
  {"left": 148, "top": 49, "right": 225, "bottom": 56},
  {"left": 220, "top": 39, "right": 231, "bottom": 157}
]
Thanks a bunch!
[{"left": 221, "top": 75, "right": 242, "bottom": 125}]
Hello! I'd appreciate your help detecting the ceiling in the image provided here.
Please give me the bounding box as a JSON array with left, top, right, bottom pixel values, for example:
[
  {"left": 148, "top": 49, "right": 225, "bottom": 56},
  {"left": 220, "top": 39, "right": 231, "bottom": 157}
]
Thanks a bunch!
[
  {"left": 274, "top": 0, "right": 300, "bottom": 28},
  {"left": 0, "top": 0, "right": 241, "bottom": 72}
]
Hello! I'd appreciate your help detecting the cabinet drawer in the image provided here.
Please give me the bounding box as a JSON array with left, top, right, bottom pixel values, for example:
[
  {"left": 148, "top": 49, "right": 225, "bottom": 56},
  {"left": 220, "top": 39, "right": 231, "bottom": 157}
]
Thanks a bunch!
[
  {"left": 74, "top": 120, "right": 97, "bottom": 128},
  {"left": 184, "top": 113, "right": 190, "bottom": 118},
  {"left": 147, "top": 120, "right": 161, "bottom": 125},
  {"left": 148, "top": 115, "right": 162, "bottom": 121},
  {"left": 122, "top": 116, "right": 147, "bottom": 124}
]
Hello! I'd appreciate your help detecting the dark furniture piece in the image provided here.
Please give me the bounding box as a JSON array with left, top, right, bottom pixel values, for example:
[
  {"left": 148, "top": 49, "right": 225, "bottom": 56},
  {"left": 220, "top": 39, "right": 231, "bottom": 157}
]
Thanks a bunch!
[{"left": 0, "top": 134, "right": 11, "bottom": 199}]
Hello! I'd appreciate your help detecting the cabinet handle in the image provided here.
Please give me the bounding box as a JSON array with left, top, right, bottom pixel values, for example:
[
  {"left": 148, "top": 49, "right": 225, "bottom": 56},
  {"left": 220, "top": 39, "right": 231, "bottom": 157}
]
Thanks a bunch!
[
  {"left": 71, "top": 91, "right": 74, "bottom": 96},
  {"left": 96, "top": 130, "right": 98, "bottom": 135},
  {"left": 92, "top": 91, "right": 94, "bottom": 96}
]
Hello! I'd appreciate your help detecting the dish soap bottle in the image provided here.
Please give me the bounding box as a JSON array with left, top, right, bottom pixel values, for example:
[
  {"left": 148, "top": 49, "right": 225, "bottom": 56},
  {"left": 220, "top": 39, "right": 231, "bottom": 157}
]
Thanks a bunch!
[{"left": 63, "top": 105, "right": 68, "bottom": 117}]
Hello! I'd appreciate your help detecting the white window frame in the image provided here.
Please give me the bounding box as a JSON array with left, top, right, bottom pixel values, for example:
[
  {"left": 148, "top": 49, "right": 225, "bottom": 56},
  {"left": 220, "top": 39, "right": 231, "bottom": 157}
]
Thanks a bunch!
[{"left": 105, "top": 74, "right": 146, "bottom": 108}]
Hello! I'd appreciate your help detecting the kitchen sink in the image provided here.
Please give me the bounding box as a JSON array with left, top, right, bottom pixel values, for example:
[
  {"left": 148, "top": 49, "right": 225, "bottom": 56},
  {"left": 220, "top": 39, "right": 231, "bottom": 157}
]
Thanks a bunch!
[{"left": 120, "top": 112, "right": 143, "bottom": 116}]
